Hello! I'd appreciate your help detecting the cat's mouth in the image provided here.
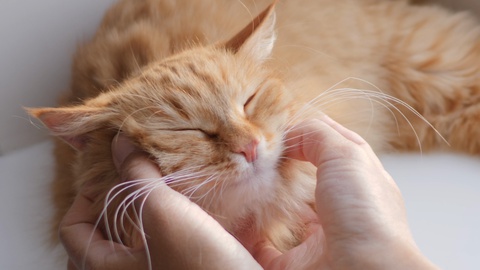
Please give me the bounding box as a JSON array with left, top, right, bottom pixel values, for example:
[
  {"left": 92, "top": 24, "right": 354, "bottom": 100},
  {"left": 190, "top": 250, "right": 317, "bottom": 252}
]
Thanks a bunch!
[{"left": 230, "top": 153, "right": 281, "bottom": 191}]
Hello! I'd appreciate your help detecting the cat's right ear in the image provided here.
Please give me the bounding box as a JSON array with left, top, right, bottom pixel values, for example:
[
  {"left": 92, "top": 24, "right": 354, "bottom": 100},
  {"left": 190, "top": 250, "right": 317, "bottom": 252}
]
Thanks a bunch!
[
  {"left": 26, "top": 106, "right": 113, "bottom": 150},
  {"left": 223, "top": 1, "right": 278, "bottom": 62}
]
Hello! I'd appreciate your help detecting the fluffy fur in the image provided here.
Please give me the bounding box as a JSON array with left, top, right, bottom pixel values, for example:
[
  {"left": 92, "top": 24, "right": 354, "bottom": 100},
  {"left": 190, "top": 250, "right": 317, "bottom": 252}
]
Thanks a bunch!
[{"left": 29, "top": 0, "right": 480, "bottom": 252}]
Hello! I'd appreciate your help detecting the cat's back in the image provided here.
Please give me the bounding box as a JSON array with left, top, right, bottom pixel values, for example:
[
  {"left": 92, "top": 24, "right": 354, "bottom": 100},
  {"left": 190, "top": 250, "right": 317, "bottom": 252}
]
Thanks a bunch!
[
  {"left": 66, "top": 0, "right": 479, "bottom": 105},
  {"left": 65, "top": 0, "right": 394, "bottom": 103},
  {"left": 272, "top": 0, "right": 478, "bottom": 97}
]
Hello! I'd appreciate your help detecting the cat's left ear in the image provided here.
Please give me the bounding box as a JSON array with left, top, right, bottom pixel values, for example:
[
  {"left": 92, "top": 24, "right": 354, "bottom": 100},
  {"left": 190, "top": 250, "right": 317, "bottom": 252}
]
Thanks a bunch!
[
  {"left": 224, "top": 1, "right": 277, "bottom": 62},
  {"left": 26, "top": 105, "right": 114, "bottom": 150}
]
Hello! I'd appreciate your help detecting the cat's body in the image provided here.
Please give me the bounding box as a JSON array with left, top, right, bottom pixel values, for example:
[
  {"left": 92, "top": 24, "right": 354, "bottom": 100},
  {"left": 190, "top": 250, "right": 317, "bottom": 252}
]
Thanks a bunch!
[{"left": 30, "top": 0, "right": 480, "bottom": 251}]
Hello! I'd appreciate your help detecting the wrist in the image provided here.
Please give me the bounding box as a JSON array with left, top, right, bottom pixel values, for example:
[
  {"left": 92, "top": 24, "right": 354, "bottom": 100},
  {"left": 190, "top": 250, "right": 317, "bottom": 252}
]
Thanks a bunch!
[
  {"left": 324, "top": 235, "right": 439, "bottom": 270},
  {"left": 326, "top": 239, "right": 439, "bottom": 270}
]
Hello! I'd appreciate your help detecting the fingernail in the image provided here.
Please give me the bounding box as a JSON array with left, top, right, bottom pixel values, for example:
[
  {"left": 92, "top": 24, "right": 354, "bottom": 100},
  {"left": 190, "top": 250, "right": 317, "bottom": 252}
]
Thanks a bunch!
[
  {"left": 320, "top": 114, "right": 366, "bottom": 145},
  {"left": 111, "top": 134, "right": 136, "bottom": 169}
]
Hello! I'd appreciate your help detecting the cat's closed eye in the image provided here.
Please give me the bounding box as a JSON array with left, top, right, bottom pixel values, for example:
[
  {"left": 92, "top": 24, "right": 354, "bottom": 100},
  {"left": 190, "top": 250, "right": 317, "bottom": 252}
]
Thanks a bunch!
[
  {"left": 172, "top": 128, "right": 218, "bottom": 140},
  {"left": 244, "top": 93, "right": 257, "bottom": 108}
]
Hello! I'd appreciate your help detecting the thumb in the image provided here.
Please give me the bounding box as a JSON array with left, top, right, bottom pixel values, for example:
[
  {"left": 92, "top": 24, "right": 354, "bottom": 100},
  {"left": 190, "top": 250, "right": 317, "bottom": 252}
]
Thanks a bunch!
[
  {"left": 111, "top": 133, "right": 137, "bottom": 169},
  {"left": 111, "top": 134, "right": 162, "bottom": 181},
  {"left": 285, "top": 117, "right": 367, "bottom": 167},
  {"left": 235, "top": 229, "right": 282, "bottom": 269}
]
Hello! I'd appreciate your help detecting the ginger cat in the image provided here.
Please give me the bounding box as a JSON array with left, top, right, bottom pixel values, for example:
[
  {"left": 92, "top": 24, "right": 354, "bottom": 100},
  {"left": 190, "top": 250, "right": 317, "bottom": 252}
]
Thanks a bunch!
[{"left": 29, "top": 0, "right": 480, "bottom": 252}]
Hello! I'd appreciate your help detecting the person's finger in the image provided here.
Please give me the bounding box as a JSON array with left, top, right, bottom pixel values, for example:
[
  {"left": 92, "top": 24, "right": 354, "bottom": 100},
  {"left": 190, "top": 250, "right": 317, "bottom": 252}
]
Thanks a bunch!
[
  {"left": 252, "top": 242, "right": 284, "bottom": 269},
  {"left": 111, "top": 134, "right": 162, "bottom": 181},
  {"left": 301, "top": 206, "right": 321, "bottom": 237},
  {"left": 237, "top": 206, "right": 322, "bottom": 269},
  {"left": 279, "top": 227, "right": 326, "bottom": 269},
  {"left": 234, "top": 225, "right": 283, "bottom": 267},
  {"left": 285, "top": 118, "right": 364, "bottom": 167},
  {"left": 59, "top": 190, "right": 109, "bottom": 264},
  {"left": 60, "top": 137, "right": 150, "bottom": 269},
  {"left": 111, "top": 134, "right": 182, "bottom": 220},
  {"left": 67, "top": 259, "right": 76, "bottom": 270},
  {"left": 250, "top": 227, "right": 326, "bottom": 270},
  {"left": 60, "top": 188, "right": 98, "bottom": 228},
  {"left": 60, "top": 189, "right": 148, "bottom": 270},
  {"left": 318, "top": 115, "right": 366, "bottom": 145},
  {"left": 111, "top": 133, "right": 137, "bottom": 169}
]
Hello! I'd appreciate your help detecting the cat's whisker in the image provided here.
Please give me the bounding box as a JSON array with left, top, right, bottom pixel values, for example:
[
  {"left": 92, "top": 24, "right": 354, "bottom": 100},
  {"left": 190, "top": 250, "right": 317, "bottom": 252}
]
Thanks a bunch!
[
  {"left": 106, "top": 180, "right": 158, "bottom": 245},
  {"left": 341, "top": 89, "right": 445, "bottom": 142},
  {"left": 114, "top": 181, "right": 160, "bottom": 244},
  {"left": 281, "top": 140, "right": 322, "bottom": 152},
  {"left": 132, "top": 188, "right": 155, "bottom": 270},
  {"left": 236, "top": 0, "right": 255, "bottom": 23},
  {"left": 277, "top": 156, "right": 299, "bottom": 161},
  {"left": 207, "top": 179, "right": 223, "bottom": 208},
  {"left": 122, "top": 171, "right": 217, "bottom": 247},
  {"left": 206, "top": 170, "right": 229, "bottom": 206},
  {"left": 94, "top": 167, "right": 208, "bottom": 259},
  {"left": 104, "top": 181, "right": 153, "bottom": 233},
  {"left": 281, "top": 126, "right": 330, "bottom": 145},
  {"left": 129, "top": 46, "right": 143, "bottom": 75},
  {"left": 283, "top": 115, "right": 339, "bottom": 132},
  {"left": 16, "top": 114, "right": 44, "bottom": 130},
  {"left": 282, "top": 77, "right": 369, "bottom": 130},
  {"left": 167, "top": 172, "right": 214, "bottom": 190},
  {"left": 216, "top": 169, "right": 230, "bottom": 201},
  {"left": 298, "top": 91, "right": 405, "bottom": 140},
  {"left": 286, "top": 88, "right": 376, "bottom": 125},
  {"left": 283, "top": 76, "right": 392, "bottom": 131},
  {"left": 183, "top": 174, "right": 218, "bottom": 200},
  {"left": 104, "top": 168, "right": 212, "bottom": 269},
  {"left": 282, "top": 76, "right": 447, "bottom": 153},
  {"left": 81, "top": 179, "right": 155, "bottom": 270},
  {"left": 191, "top": 174, "right": 220, "bottom": 202},
  {"left": 311, "top": 91, "right": 393, "bottom": 137},
  {"left": 115, "top": 105, "right": 161, "bottom": 136}
]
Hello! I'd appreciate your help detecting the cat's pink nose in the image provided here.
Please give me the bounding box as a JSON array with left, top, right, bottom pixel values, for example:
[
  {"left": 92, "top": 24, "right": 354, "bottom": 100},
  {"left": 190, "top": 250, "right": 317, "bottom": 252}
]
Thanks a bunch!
[{"left": 235, "top": 140, "right": 259, "bottom": 163}]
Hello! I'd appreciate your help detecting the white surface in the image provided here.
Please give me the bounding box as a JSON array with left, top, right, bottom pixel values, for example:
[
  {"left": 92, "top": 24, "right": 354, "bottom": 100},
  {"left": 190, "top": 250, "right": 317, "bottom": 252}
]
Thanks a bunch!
[
  {"left": 381, "top": 153, "right": 480, "bottom": 270},
  {"left": 0, "top": 0, "right": 116, "bottom": 155},
  {"left": 0, "top": 141, "right": 479, "bottom": 270},
  {"left": 0, "top": 141, "right": 65, "bottom": 270}
]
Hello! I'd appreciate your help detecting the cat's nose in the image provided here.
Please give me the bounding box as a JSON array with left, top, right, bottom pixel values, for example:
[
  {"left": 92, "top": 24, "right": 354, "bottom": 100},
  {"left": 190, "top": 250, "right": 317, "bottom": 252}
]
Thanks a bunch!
[{"left": 234, "top": 139, "right": 259, "bottom": 163}]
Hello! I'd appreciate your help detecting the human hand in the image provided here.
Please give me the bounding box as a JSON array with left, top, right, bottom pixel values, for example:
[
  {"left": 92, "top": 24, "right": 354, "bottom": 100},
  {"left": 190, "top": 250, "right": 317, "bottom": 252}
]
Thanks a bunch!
[
  {"left": 248, "top": 117, "right": 439, "bottom": 270},
  {"left": 59, "top": 118, "right": 439, "bottom": 270},
  {"left": 60, "top": 134, "right": 262, "bottom": 270},
  {"left": 59, "top": 146, "right": 150, "bottom": 270}
]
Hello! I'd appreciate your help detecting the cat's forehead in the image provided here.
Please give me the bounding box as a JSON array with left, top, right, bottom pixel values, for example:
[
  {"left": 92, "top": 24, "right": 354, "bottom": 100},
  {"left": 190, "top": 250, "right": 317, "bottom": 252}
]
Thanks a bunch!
[
  {"left": 114, "top": 48, "right": 265, "bottom": 128},
  {"left": 131, "top": 48, "right": 263, "bottom": 102}
]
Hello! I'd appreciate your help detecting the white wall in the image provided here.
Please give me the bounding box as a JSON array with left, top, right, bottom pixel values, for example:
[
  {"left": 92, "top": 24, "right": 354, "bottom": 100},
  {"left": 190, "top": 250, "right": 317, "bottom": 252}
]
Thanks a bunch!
[
  {"left": 0, "top": 0, "right": 116, "bottom": 155},
  {"left": 0, "top": 0, "right": 479, "bottom": 155}
]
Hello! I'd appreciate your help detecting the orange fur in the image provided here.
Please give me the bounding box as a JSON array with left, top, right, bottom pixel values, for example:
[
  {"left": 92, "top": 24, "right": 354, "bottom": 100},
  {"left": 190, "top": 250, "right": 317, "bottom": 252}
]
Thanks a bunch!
[{"left": 28, "top": 0, "right": 480, "bottom": 251}]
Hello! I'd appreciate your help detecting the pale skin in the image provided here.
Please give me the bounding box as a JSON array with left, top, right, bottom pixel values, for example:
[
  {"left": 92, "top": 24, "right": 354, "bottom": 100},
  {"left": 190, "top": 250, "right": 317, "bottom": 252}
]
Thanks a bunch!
[{"left": 60, "top": 117, "right": 439, "bottom": 270}]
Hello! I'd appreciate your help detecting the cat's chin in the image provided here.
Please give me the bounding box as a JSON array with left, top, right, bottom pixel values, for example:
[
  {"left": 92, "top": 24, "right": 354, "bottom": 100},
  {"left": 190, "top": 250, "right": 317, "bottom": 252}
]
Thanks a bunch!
[
  {"left": 229, "top": 140, "right": 281, "bottom": 193},
  {"left": 204, "top": 151, "right": 283, "bottom": 231}
]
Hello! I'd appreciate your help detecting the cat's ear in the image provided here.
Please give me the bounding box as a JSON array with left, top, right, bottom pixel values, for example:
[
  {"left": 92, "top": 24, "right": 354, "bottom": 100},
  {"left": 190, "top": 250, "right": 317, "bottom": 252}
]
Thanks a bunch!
[
  {"left": 224, "top": 1, "right": 277, "bottom": 62},
  {"left": 26, "top": 106, "right": 113, "bottom": 150}
]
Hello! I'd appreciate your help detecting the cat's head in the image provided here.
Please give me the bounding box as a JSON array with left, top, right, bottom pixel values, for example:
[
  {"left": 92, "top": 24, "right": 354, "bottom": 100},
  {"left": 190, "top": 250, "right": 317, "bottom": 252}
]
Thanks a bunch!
[{"left": 28, "top": 3, "right": 296, "bottom": 213}]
